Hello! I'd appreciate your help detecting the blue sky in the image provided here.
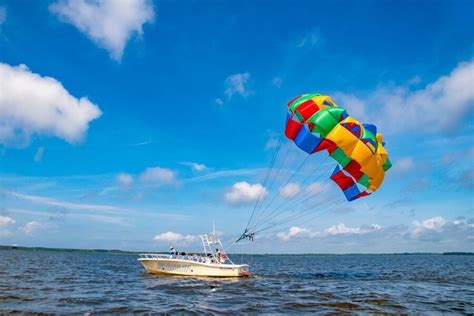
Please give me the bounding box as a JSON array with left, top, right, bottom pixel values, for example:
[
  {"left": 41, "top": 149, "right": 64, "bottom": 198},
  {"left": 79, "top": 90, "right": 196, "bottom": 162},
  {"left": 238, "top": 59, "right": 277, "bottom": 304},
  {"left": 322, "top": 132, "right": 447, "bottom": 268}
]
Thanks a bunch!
[{"left": 0, "top": 0, "right": 472, "bottom": 253}]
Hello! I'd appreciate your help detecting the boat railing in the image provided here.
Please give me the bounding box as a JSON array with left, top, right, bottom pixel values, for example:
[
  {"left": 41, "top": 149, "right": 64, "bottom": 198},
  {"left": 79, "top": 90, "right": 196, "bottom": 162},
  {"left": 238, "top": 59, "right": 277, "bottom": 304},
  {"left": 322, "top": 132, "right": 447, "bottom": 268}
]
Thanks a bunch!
[
  {"left": 139, "top": 253, "right": 170, "bottom": 259},
  {"left": 139, "top": 253, "right": 232, "bottom": 264}
]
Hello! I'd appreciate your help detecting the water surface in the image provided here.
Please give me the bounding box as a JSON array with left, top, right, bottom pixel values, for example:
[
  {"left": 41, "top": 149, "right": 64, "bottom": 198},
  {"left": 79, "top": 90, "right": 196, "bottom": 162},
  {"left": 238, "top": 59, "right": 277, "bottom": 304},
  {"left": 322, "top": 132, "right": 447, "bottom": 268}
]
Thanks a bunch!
[{"left": 1, "top": 250, "right": 473, "bottom": 313}]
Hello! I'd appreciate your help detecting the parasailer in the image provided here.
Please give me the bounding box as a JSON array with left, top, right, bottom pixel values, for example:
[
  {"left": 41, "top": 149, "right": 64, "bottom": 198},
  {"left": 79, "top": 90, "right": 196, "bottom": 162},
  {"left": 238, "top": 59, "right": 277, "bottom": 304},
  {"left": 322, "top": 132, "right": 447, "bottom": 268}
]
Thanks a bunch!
[{"left": 237, "top": 93, "right": 392, "bottom": 242}]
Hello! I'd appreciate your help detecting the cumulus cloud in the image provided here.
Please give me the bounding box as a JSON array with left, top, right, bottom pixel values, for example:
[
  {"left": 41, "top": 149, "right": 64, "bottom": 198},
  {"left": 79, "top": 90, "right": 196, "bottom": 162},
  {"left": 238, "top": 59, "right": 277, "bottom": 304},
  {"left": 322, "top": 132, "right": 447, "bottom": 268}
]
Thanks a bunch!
[
  {"left": 280, "top": 182, "right": 301, "bottom": 198},
  {"left": 326, "top": 223, "right": 382, "bottom": 235},
  {"left": 0, "top": 215, "right": 16, "bottom": 236},
  {"left": 225, "top": 72, "right": 251, "bottom": 99},
  {"left": 153, "top": 231, "right": 196, "bottom": 244},
  {"left": 140, "top": 166, "right": 176, "bottom": 184},
  {"left": 393, "top": 157, "right": 415, "bottom": 173},
  {"left": 411, "top": 216, "right": 446, "bottom": 237},
  {"left": 49, "top": 0, "right": 154, "bottom": 61},
  {"left": 181, "top": 161, "right": 209, "bottom": 172},
  {"left": 277, "top": 223, "right": 381, "bottom": 240},
  {"left": 224, "top": 181, "right": 267, "bottom": 204},
  {"left": 333, "top": 59, "right": 474, "bottom": 133},
  {"left": 407, "top": 216, "right": 474, "bottom": 245},
  {"left": 20, "top": 221, "right": 50, "bottom": 235},
  {"left": 116, "top": 173, "right": 133, "bottom": 187},
  {"left": 276, "top": 226, "right": 310, "bottom": 240},
  {"left": 275, "top": 216, "right": 473, "bottom": 253},
  {"left": 0, "top": 63, "right": 102, "bottom": 147},
  {"left": 33, "top": 147, "right": 44, "bottom": 162}
]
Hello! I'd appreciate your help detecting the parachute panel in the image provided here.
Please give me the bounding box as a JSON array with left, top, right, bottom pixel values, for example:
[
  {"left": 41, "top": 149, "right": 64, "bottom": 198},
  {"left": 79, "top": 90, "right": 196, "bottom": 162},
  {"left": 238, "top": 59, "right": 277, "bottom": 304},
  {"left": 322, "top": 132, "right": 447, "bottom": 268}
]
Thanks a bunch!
[{"left": 286, "top": 93, "right": 391, "bottom": 201}]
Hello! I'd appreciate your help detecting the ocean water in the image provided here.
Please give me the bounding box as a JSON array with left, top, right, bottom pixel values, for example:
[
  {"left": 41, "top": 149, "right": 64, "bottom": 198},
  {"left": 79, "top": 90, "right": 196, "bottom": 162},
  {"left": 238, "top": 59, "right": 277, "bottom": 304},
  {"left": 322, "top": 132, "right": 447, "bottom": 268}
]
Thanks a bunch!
[{"left": 0, "top": 250, "right": 473, "bottom": 314}]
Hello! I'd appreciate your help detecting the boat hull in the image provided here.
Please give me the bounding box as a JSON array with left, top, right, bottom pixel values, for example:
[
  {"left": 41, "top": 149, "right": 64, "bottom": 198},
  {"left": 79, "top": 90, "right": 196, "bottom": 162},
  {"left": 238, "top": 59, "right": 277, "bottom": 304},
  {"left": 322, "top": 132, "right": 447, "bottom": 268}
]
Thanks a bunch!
[{"left": 138, "top": 258, "right": 250, "bottom": 277}]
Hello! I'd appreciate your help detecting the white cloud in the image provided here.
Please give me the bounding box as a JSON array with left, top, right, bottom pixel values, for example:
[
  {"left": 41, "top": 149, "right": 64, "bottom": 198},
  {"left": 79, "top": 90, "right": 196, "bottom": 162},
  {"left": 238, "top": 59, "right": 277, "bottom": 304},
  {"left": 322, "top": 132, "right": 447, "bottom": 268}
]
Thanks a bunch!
[
  {"left": 225, "top": 72, "right": 251, "bottom": 99},
  {"left": 280, "top": 182, "right": 301, "bottom": 198},
  {"left": 331, "top": 93, "right": 368, "bottom": 121},
  {"left": 277, "top": 217, "right": 473, "bottom": 249},
  {"left": 181, "top": 161, "right": 209, "bottom": 172},
  {"left": 153, "top": 231, "right": 196, "bottom": 244},
  {"left": 49, "top": 0, "right": 154, "bottom": 61},
  {"left": 20, "top": 221, "right": 50, "bottom": 235},
  {"left": 305, "top": 182, "right": 327, "bottom": 195},
  {"left": 182, "top": 168, "right": 263, "bottom": 184},
  {"left": 269, "top": 216, "right": 474, "bottom": 252},
  {"left": 0, "top": 215, "right": 16, "bottom": 236},
  {"left": 140, "top": 166, "right": 176, "bottom": 184},
  {"left": 277, "top": 223, "right": 381, "bottom": 240},
  {"left": 224, "top": 181, "right": 267, "bottom": 204},
  {"left": 411, "top": 216, "right": 446, "bottom": 236},
  {"left": 264, "top": 137, "right": 279, "bottom": 151},
  {"left": 116, "top": 173, "right": 133, "bottom": 187},
  {"left": 33, "top": 147, "right": 44, "bottom": 162},
  {"left": 333, "top": 59, "right": 474, "bottom": 133},
  {"left": 277, "top": 226, "right": 310, "bottom": 240},
  {"left": 297, "top": 28, "right": 321, "bottom": 48},
  {"left": 393, "top": 157, "right": 415, "bottom": 173},
  {"left": 272, "top": 77, "right": 283, "bottom": 88},
  {"left": 0, "top": 189, "right": 123, "bottom": 212},
  {"left": 0, "top": 63, "right": 102, "bottom": 147},
  {"left": 325, "top": 223, "right": 382, "bottom": 235}
]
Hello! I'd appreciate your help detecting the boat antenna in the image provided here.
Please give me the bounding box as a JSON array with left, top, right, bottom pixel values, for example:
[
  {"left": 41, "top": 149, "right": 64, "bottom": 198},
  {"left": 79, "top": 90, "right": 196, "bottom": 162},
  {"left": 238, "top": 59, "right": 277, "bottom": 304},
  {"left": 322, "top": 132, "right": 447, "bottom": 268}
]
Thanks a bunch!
[{"left": 213, "top": 220, "right": 216, "bottom": 235}]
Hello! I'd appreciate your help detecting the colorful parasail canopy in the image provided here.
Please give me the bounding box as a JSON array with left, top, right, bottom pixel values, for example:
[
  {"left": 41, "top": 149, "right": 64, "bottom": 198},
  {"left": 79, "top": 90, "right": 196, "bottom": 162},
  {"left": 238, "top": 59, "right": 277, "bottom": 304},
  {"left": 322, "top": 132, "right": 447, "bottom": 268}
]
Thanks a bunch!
[{"left": 285, "top": 93, "right": 392, "bottom": 201}]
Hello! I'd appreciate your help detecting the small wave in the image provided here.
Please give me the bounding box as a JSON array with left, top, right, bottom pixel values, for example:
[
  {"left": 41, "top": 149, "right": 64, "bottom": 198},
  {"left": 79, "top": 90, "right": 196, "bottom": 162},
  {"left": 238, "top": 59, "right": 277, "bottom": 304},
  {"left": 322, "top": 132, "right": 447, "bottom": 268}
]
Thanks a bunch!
[
  {"left": 58, "top": 297, "right": 102, "bottom": 305},
  {"left": 283, "top": 271, "right": 383, "bottom": 280}
]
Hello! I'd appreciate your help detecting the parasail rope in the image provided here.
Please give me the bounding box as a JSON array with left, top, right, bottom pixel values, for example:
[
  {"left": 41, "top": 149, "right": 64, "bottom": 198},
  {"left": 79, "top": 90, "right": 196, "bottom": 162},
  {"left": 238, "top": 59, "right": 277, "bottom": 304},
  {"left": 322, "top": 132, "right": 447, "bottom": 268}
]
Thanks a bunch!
[
  {"left": 248, "top": 155, "right": 332, "bottom": 232},
  {"left": 257, "top": 200, "right": 344, "bottom": 237},
  {"left": 243, "top": 140, "right": 292, "bottom": 233},
  {"left": 252, "top": 195, "right": 340, "bottom": 234},
  {"left": 244, "top": 134, "right": 283, "bottom": 232},
  {"left": 249, "top": 153, "right": 310, "bottom": 230},
  {"left": 252, "top": 166, "right": 336, "bottom": 231},
  {"left": 252, "top": 196, "right": 345, "bottom": 235}
]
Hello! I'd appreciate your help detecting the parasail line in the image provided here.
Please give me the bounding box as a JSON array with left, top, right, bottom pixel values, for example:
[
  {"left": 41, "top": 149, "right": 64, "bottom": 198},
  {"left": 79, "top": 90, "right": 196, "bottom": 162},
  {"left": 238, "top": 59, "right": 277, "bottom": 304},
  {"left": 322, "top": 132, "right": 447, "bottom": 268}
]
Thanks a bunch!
[
  {"left": 256, "top": 190, "right": 341, "bottom": 232},
  {"left": 250, "top": 154, "right": 310, "bottom": 229},
  {"left": 252, "top": 196, "right": 345, "bottom": 235},
  {"left": 244, "top": 134, "right": 283, "bottom": 232},
  {"left": 248, "top": 155, "right": 332, "bottom": 232},
  {"left": 246, "top": 140, "right": 293, "bottom": 230}
]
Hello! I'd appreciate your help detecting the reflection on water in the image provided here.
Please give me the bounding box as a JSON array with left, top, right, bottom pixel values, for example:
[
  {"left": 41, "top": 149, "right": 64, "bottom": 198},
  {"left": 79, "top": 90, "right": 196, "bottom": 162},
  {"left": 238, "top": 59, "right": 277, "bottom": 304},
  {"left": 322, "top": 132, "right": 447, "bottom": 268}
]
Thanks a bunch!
[{"left": 0, "top": 250, "right": 473, "bottom": 313}]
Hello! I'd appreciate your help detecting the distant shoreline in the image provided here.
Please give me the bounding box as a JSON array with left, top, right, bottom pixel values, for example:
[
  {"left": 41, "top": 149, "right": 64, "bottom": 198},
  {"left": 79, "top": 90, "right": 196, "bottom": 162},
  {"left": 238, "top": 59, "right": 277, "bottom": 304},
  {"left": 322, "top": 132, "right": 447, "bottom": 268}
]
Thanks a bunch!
[{"left": 0, "top": 245, "right": 472, "bottom": 256}]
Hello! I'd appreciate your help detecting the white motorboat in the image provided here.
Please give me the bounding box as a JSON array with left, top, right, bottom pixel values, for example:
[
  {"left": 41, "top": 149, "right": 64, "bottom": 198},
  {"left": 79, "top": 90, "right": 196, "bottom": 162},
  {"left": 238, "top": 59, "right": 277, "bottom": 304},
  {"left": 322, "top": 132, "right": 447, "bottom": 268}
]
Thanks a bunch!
[{"left": 138, "top": 231, "right": 251, "bottom": 277}]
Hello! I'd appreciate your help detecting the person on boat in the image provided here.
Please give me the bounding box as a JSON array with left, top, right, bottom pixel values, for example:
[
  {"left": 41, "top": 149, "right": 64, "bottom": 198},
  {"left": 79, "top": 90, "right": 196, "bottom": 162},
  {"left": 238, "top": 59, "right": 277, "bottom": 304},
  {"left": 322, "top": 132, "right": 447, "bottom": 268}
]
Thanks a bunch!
[
  {"left": 216, "top": 248, "right": 223, "bottom": 263},
  {"left": 170, "top": 246, "right": 176, "bottom": 258}
]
